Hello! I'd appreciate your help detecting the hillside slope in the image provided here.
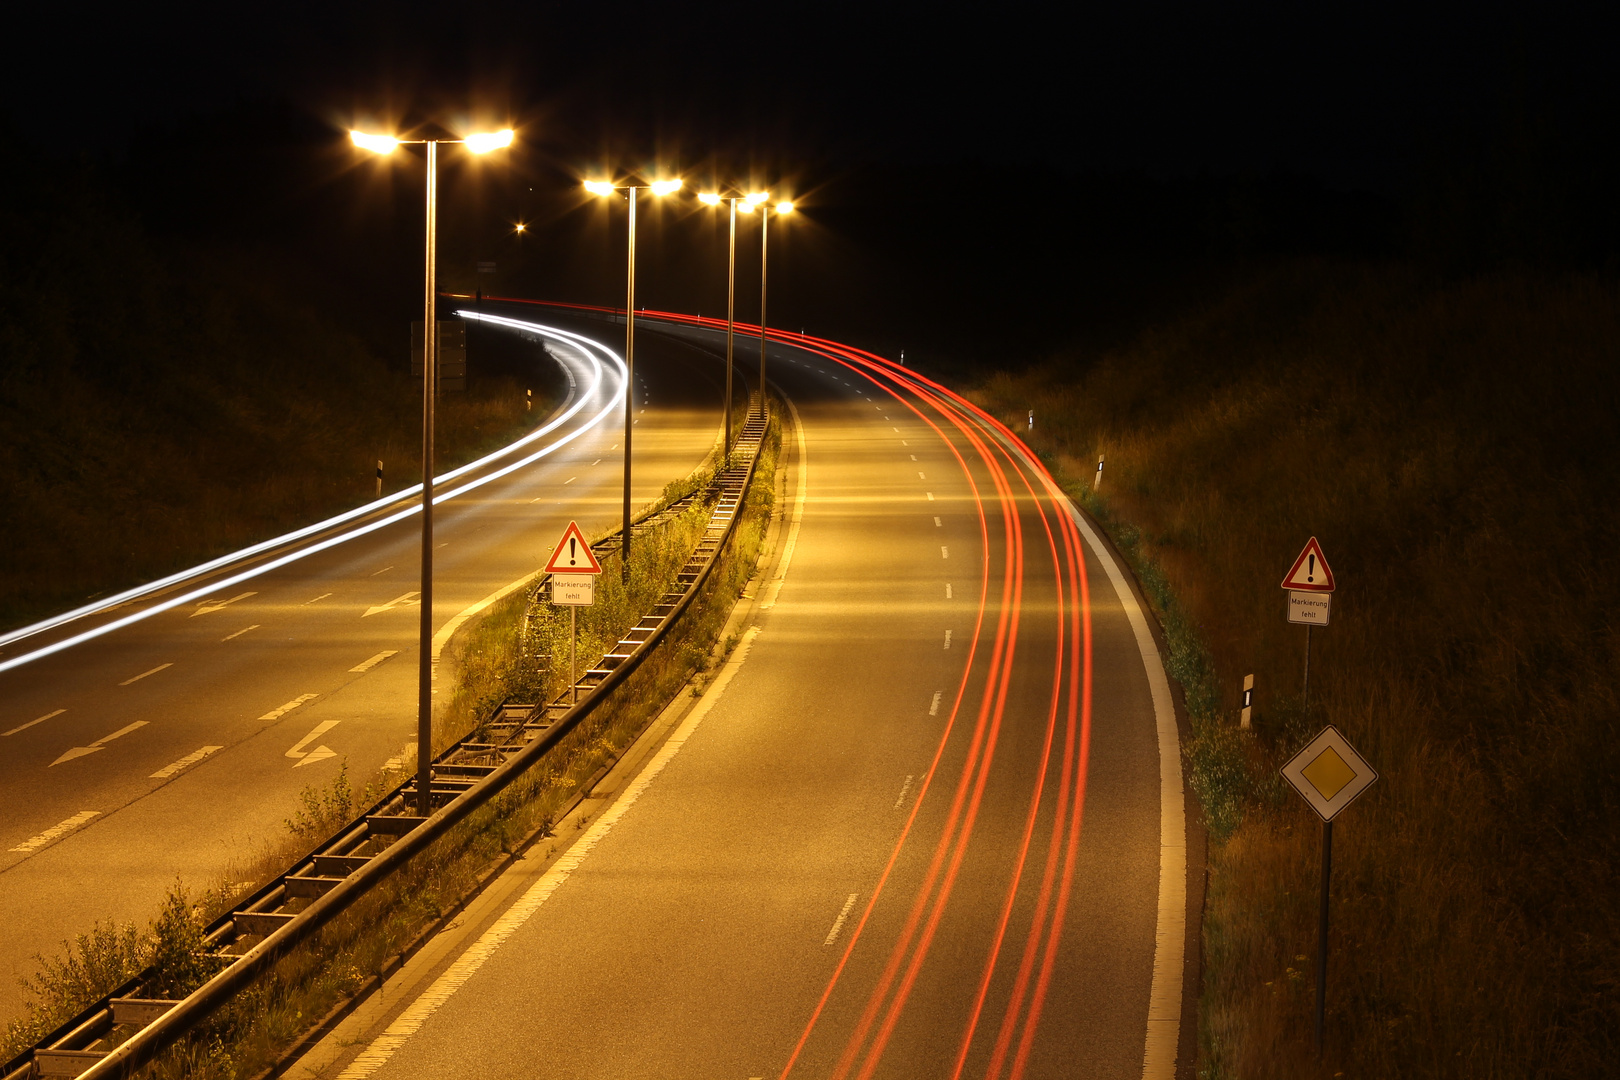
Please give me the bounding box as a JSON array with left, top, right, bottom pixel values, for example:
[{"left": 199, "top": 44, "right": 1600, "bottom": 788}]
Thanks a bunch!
[
  {"left": 0, "top": 154, "right": 554, "bottom": 630},
  {"left": 973, "top": 263, "right": 1620, "bottom": 1078}
]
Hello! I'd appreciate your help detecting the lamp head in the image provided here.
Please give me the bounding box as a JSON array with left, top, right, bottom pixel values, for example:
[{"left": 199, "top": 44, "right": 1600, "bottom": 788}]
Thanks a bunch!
[
  {"left": 776, "top": 201, "right": 794, "bottom": 214},
  {"left": 698, "top": 192, "right": 722, "bottom": 206},
  {"left": 350, "top": 130, "right": 400, "bottom": 155},
  {"left": 464, "top": 129, "right": 514, "bottom": 154},
  {"left": 584, "top": 180, "right": 618, "bottom": 197},
  {"left": 650, "top": 178, "right": 684, "bottom": 196}
]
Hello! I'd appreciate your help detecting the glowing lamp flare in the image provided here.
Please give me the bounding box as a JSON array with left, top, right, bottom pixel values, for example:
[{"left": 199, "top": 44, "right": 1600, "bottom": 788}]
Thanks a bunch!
[
  {"left": 350, "top": 130, "right": 399, "bottom": 155},
  {"left": 463, "top": 129, "right": 514, "bottom": 153},
  {"left": 650, "top": 178, "right": 683, "bottom": 196},
  {"left": 698, "top": 192, "right": 722, "bottom": 206},
  {"left": 776, "top": 201, "right": 794, "bottom": 214},
  {"left": 584, "top": 180, "right": 617, "bottom": 196}
]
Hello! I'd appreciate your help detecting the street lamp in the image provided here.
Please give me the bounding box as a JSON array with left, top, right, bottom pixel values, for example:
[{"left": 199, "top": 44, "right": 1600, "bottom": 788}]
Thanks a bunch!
[
  {"left": 584, "top": 175, "right": 683, "bottom": 575},
  {"left": 351, "top": 125, "right": 513, "bottom": 817},
  {"left": 737, "top": 193, "right": 793, "bottom": 418},
  {"left": 696, "top": 190, "right": 752, "bottom": 463}
]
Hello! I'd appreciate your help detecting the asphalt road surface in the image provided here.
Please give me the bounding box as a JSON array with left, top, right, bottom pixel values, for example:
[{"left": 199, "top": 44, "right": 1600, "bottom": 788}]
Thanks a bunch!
[
  {"left": 0, "top": 312, "right": 732, "bottom": 1024},
  {"left": 296, "top": 313, "right": 1195, "bottom": 1080}
]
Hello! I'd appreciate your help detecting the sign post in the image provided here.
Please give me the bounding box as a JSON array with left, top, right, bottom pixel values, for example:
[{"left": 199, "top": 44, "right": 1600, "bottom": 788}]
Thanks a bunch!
[
  {"left": 1282, "top": 537, "right": 1336, "bottom": 707},
  {"left": 544, "top": 521, "right": 603, "bottom": 703},
  {"left": 1281, "top": 725, "right": 1377, "bottom": 1055}
]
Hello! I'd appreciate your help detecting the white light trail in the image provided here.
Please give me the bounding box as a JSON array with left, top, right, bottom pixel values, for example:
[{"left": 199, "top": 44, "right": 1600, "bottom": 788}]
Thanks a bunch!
[{"left": 0, "top": 316, "right": 626, "bottom": 675}]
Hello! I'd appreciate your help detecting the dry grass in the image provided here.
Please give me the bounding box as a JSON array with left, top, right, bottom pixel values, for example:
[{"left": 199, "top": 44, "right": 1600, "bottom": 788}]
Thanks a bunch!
[{"left": 972, "top": 263, "right": 1620, "bottom": 1078}]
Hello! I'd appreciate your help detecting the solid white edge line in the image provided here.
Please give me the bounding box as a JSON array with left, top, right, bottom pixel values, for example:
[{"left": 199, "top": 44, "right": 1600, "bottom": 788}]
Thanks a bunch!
[
  {"left": 757, "top": 395, "right": 808, "bottom": 610},
  {"left": 1067, "top": 509, "right": 1186, "bottom": 1080},
  {"left": 334, "top": 626, "right": 763, "bottom": 1079},
  {"left": 981, "top": 428, "right": 1185, "bottom": 1080}
]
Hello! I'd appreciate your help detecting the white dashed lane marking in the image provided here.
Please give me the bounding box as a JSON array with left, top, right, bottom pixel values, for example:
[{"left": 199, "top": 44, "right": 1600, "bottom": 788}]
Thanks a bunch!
[
  {"left": 350, "top": 650, "right": 399, "bottom": 673},
  {"left": 259, "top": 694, "right": 318, "bottom": 722},
  {"left": 151, "top": 745, "right": 223, "bottom": 779},
  {"left": 223, "top": 624, "right": 259, "bottom": 641},
  {"left": 824, "top": 893, "right": 860, "bottom": 946},
  {"left": 3, "top": 709, "right": 64, "bottom": 737},
  {"left": 119, "top": 663, "right": 171, "bottom": 686},
  {"left": 9, "top": 811, "right": 99, "bottom": 854}
]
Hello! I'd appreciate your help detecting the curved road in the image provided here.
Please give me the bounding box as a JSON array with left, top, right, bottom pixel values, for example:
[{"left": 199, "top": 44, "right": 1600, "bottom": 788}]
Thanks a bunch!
[
  {"left": 0, "top": 315, "right": 731, "bottom": 1024},
  {"left": 296, "top": 313, "right": 1198, "bottom": 1079}
]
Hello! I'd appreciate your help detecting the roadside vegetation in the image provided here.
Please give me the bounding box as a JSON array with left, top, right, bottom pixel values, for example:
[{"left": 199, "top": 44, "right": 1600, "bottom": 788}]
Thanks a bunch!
[
  {"left": 0, "top": 149, "right": 560, "bottom": 632},
  {"left": 0, "top": 410, "right": 782, "bottom": 1079},
  {"left": 972, "top": 262, "right": 1619, "bottom": 1078}
]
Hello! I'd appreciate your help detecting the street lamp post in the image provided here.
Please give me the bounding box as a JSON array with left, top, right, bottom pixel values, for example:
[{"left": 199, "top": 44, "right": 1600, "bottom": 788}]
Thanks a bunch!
[
  {"left": 585, "top": 177, "right": 682, "bottom": 576},
  {"left": 351, "top": 126, "right": 513, "bottom": 817},
  {"left": 698, "top": 192, "right": 749, "bottom": 462},
  {"left": 737, "top": 195, "right": 793, "bottom": 418}
]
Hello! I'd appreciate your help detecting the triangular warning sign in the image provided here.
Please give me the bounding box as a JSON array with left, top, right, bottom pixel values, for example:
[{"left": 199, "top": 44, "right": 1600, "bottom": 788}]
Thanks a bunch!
[
  {"left": 1281, "top": 536, "right": 1336, "bottom": 592},
  {"left": 544, "top": 520, "right": 603, "bottom": 575}
]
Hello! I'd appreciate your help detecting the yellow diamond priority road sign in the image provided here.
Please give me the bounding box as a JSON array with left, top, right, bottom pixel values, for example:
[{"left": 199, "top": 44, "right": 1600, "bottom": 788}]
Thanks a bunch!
[{"left": 1281, "top": 725, "right": 1377, "bottom": 822}]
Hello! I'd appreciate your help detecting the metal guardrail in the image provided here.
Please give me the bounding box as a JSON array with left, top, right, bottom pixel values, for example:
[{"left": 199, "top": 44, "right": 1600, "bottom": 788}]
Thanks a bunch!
[{"left": 5, "top": 406, "right": 772, "bottom": 1080}]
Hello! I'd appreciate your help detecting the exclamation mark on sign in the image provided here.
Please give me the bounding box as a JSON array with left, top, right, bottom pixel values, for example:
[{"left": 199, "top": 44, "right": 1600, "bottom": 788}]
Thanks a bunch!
[
  {"left": 1307, "top": 552, "right": 1316, "bottom": 583},
  {"left": 569, "top": 538, "right": 578, "bottom": 566}
]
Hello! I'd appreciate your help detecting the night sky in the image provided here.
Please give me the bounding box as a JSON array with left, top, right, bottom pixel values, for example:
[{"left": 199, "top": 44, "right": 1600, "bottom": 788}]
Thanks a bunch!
[{"left": 6, "top": 1, "right": 1619, "bottom": 363}]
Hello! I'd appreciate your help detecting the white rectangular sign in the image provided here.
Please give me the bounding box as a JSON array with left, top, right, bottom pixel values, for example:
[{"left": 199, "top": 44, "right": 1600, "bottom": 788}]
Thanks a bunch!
[
  {"left": 552, "top": 574, "right": 595, "bottom": 607},
  {"left": 1288, "top": 590, "right": 1331, "bottom": 625}
]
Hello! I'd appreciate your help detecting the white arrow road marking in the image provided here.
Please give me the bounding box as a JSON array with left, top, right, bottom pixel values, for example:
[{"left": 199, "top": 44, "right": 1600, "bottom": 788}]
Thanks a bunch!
[
  {"left": 191, "top": 591, "right": 256, "bottom": 617},
  {"left": 51, "top": 721, "right": 149, "bottom": 766},
  {"left": 10, "top": 811, "right": 99, "bottom": 853},
  {"left": 382, "top": 742, "right": 418, "bottom": 773},
  {"left": 151, "top": 745, "right": 223, "bottom": 779},
  {"left": 364, "top": 591, "right": 421, "bottom": 618},
  {"left": 119, "top": 663, "right": 172, "bottom": 686},
  {"left": 349, "top": 650, "right": 399, "bottom": 673},
  {"left": 287, "top": 721, "right": 341, "bottom": 765},
  {"left": 3, "top": 708, "right": 65, "bottom": 737},
  {"left": 295, "top": 746, "right": 338, "bottom": 768},
  {"left": 259, "top": 694, "right": 318, "bottom": 721}
]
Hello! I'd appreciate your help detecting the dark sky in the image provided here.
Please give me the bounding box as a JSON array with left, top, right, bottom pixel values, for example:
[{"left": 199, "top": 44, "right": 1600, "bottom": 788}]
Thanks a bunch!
[
  {"left": 8, "top": 1, "right": 1616, "bottom": 189},
  {"left": 6, "top": 1, "right": 1618, "bottom": 366}
]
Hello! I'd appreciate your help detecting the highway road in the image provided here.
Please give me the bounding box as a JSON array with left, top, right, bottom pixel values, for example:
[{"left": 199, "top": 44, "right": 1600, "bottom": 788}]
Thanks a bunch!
[
  {"left": 295, "top": 313, "right": 1197, "bottom": 1079},
  {"left": 0, "top": 312, "right": 732, "bottom": 1025}
]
